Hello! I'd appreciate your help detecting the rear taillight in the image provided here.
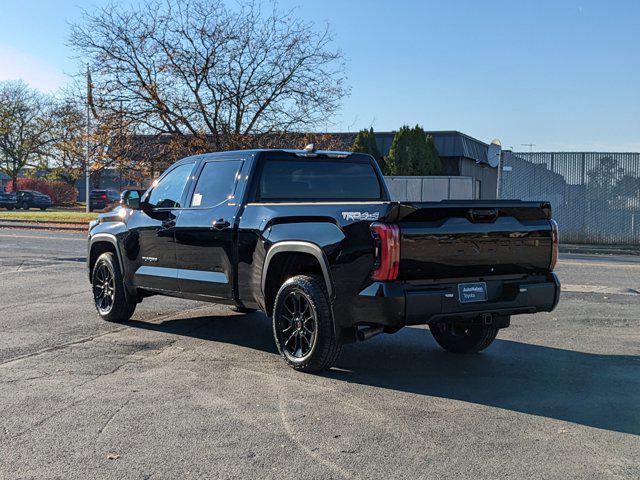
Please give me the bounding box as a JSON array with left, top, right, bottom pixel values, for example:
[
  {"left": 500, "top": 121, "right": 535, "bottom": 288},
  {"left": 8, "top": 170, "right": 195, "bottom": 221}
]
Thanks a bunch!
[
  {"left": 101, "top": 194, "right": 107, "bottom": 200},
  {"left": 549, "top": 219, "right": 559, "bottom": 271},
  {"left": 370, "top": 223, "right": 400, "bottom": 281}
]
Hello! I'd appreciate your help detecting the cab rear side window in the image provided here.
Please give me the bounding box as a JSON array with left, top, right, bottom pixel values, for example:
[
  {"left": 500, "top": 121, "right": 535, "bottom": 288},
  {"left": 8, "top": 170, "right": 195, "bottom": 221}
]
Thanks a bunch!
[
  {"left": 258, "top": 159, "right": 382, "bottom": 201},
  {"left": 190, "top": 160, "right": 243, "bottom": 208}
]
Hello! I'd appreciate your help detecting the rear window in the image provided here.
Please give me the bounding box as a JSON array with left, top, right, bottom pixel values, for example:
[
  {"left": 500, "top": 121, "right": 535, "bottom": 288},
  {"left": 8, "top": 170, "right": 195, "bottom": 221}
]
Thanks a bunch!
[{"left": 258, "top": 159, "right": 382, "bottom": 201}]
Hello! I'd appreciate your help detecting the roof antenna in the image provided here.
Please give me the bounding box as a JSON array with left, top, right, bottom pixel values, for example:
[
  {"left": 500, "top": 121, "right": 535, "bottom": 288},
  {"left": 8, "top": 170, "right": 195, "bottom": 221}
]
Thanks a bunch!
[{"left": 304, "top": 143, "right": 316, "bottom": 153}]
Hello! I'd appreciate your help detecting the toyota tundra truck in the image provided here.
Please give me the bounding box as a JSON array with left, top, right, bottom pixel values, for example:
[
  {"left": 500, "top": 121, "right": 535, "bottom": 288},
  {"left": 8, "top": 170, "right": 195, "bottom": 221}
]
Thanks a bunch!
[{"left": 87, "top": 147, "right": 560, "bottom": 372}]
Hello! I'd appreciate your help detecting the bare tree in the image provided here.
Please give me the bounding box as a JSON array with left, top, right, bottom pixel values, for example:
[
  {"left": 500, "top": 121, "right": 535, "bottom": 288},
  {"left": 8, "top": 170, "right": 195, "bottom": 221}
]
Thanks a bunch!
[
  {"left": 69, "top": 0, "right": 348, "bottom": 148},
  {"left": 49, "top": 95, "right": 134, "bottom": 188},
  {"left": 0, "top": 81, "right": 55, "bottom": 190},
  {"left": 48, "top": 99, "right": 87, "bottom": 186}
]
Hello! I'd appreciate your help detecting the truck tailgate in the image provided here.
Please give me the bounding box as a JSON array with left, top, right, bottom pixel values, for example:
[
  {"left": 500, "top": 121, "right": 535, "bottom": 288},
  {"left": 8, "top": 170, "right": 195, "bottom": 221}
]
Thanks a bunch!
[{"left": 395, "top": 200, "right": 554, "bottom": 280}]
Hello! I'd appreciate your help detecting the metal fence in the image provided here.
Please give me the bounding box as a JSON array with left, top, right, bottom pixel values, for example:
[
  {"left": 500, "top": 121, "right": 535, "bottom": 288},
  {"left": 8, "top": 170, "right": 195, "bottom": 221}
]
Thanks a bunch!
[{"left": 500, "top": 152, "right": 640, "bottom": 245}]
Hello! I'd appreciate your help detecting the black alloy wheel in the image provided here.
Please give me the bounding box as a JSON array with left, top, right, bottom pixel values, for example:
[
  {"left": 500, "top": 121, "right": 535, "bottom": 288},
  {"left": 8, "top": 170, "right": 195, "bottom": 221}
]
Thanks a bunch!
[
  {"left": 93, "top": 262, "right": 115, "bottom": 315},
  {"left": 91, "top": 252, "right": 137, "bottom": 322},
  {"left": 278, "top": 290, "right": 317, "bottom": 360},
  {"left": 272, "top": 275, "right": 341, "bottom": 372}
]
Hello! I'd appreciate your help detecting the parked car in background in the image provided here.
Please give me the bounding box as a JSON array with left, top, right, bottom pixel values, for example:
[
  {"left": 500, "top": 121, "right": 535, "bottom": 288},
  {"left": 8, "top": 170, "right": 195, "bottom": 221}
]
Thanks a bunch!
[
  {"left": 15, "top": 190, "right": 52, "bottom": 210},
  {"left": 0, "top": 191, "right": 17, "bottom": 210},
  {"left": 89, "top": 189, "right": 121, "bottom": 212}
]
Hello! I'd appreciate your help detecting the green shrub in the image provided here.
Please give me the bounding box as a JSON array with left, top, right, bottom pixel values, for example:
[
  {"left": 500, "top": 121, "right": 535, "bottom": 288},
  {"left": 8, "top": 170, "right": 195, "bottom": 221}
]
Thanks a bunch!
[
  {"left": 386, "top": 125, "right": 441, "bottom": 176},
  {"left": 351, "top": 128, "right": 385, "bottom": 172}
]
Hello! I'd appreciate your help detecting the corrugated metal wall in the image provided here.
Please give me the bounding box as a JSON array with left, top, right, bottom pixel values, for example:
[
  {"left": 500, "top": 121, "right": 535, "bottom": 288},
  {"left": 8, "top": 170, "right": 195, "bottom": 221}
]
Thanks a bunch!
[
  {"left": 501, "top": 152, "right": 640, "bottom": 245},
  {"left": 384, "top": 176, "right": 477, "bottom": 201},
  {"left": 458, "top": 159, "right": 497, "bottom": 199}
]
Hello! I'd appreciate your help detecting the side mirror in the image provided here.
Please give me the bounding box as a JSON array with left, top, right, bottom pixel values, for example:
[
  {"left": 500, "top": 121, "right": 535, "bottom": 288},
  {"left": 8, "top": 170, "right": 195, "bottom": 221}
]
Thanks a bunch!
[
  {"left": 137, "top": 195, "right": 173, "bottom": 220},
  {"left": 121, "top": 190, "right": 141, "bottom": 210}
]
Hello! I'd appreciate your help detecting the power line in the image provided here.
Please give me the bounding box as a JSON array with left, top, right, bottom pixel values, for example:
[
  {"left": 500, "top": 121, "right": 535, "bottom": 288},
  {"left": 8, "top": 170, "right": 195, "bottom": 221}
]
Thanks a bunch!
[{"left": 521, "top": 143, "right": 536, "bottom": 153}]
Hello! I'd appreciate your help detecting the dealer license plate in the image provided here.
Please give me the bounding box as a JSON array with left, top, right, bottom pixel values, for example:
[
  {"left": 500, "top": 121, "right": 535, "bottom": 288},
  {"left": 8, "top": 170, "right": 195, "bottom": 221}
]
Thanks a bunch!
[{"left": 458, "top": 282, "right": 488, "bottom": 303}]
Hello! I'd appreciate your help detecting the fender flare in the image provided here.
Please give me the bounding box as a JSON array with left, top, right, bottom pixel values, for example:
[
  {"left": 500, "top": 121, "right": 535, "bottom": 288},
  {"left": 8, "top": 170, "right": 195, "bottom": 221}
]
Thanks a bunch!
[
  {"left": 88, "top": 233, "right": 124, "bottom": 277},
  {"left": 261, "top": 241, "right": 334, "bottom": 299}
]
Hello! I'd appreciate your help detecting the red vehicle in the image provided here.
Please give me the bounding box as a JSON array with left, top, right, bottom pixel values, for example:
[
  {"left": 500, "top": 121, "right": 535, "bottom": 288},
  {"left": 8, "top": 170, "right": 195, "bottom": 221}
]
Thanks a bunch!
[{"left": 89, "top": 189, "right": 121, "bottom": 212}]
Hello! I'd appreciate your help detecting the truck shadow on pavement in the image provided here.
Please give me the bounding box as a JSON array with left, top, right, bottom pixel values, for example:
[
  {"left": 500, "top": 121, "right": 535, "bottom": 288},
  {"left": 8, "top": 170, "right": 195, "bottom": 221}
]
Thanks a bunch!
[{"left": 124, "top": 312, "right": 640, "bottom": 436}]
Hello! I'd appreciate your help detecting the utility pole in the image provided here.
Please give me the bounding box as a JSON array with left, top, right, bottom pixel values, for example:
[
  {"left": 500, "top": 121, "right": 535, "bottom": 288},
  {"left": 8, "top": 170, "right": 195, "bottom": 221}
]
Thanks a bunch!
[
  {"left": 496, "top": 151, "right": 502, "bottom": 199},
  {"left": 85, "top": 65, "right": 92, "bottom": 213}
]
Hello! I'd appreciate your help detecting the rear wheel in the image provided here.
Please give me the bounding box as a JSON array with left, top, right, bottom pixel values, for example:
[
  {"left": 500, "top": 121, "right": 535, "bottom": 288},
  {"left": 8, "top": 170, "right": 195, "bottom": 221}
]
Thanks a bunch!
[
  {"left": 92, "top": 252, "right": 136, "bottom": 322},
  {"left": 430, "top": 322, "right": 498, "bottom": 354},
  {"left": 272, "top": 275, "right": 341, "bottom": 372}
]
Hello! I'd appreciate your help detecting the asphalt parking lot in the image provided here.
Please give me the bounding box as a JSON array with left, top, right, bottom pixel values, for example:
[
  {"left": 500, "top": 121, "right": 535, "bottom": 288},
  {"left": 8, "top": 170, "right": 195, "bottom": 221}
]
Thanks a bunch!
[{"left": 0, "top": 229, "right": 638, "bottom": 479}]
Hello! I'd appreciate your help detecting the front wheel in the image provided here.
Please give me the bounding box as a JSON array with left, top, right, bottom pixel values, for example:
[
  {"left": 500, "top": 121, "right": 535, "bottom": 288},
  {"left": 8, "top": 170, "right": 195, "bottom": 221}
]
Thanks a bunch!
[
  {"left": 272, "top": 275, "right": 341, "bottom": 372},
  {"left": 21, "top": 203, "right": 29, "bottom": 210},
  {"left": 92, "top": 252, "right": 136, "bottom": 322},
  {"left": 430, "top": 322, "right": 498, "bottom": 354}
]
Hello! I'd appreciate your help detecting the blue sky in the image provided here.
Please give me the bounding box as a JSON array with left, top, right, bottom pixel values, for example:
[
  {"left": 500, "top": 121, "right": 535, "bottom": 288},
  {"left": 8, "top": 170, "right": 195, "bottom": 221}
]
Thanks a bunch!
[{"left": 0, "top": 0, "right": 638, "bottom": 151}]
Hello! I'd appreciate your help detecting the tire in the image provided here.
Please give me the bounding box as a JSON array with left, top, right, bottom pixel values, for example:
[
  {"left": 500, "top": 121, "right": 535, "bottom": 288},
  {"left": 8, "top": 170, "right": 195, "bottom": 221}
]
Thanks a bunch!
[
  {"left": 5, "top": 207, "right": 13, "bottom": 211},
  {"left": 230, "top": 306, "right": 258, "bottom": 314},
  {"left": 272, "top": 274, "right": 341, "bottom": 372},
  {"left": 40, "top": 207, "right": 47, "bottom": 211},
  {"left": 92, "top": 252, "right": 136, "bottom": 322},
  {"left": 21, "top": 203, "right": 29, "bottom": 210},
  {"left": 430, "top": 322, "right": 498, "bottom": 354}
]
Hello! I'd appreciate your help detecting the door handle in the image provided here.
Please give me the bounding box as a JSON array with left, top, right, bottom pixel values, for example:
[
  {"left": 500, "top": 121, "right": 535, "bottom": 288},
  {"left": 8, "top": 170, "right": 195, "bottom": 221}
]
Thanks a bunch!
[{"left": 212, "top": 218, "right": 230, "bottom": 230}]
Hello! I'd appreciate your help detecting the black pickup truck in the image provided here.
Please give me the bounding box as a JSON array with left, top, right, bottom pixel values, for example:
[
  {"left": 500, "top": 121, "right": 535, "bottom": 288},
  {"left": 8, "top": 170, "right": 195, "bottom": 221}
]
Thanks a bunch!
[{"left": 87, "top": 148, "right": 560, "bottom": 372}]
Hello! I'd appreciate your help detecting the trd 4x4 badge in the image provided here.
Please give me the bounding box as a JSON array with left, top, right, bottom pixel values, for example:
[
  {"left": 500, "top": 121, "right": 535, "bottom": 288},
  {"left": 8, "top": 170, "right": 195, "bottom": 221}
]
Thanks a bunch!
[{"left": 341, "top": 211, "right": 380, "bottom": 221}]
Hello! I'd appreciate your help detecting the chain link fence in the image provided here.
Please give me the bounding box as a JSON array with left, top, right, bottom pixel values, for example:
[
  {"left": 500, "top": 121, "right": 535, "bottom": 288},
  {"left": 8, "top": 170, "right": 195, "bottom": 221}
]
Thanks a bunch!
[{"left": 500, "top": 152, "right": 640, "bottom": 245}]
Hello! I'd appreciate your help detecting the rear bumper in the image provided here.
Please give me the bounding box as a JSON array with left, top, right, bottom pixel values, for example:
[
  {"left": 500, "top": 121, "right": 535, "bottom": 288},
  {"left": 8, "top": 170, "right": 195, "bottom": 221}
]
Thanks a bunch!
[{"left": 349, "top": 273, "right": 561, "bottom": 327}]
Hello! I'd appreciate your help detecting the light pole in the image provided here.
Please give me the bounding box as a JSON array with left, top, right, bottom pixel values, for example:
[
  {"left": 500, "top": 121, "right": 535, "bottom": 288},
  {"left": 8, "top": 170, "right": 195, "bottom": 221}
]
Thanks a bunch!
[{"left": 85, "top": 65, "right": 92, "bottom": 213}]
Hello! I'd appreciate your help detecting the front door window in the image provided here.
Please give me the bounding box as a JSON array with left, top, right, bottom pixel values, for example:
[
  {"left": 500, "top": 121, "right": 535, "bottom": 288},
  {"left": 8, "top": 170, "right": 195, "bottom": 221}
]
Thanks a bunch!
[{"left": 147, "top": 163, "right": 194, "bottom": 209}]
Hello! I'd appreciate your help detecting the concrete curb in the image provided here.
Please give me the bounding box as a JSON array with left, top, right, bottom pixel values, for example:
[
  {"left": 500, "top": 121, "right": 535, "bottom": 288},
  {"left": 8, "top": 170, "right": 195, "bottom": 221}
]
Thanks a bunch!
[
  {"left": 0, "top": 222, "right": 86, "bottom": 232},
  {"left": 0, "top": 218, "right": 88, "bottom": 226}
]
